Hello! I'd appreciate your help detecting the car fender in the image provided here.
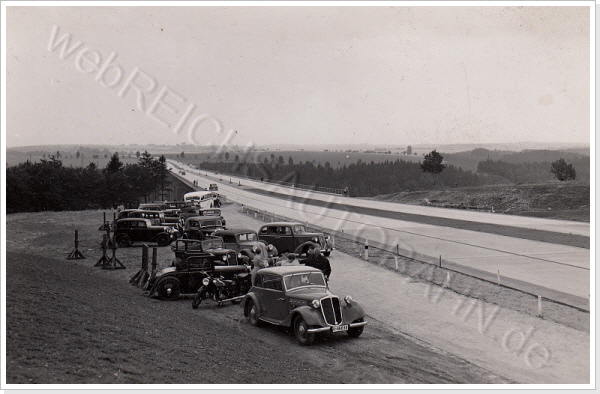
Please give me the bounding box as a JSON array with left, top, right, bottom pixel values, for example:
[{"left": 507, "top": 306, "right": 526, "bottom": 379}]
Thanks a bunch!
[
  {"left": 151, "top": 231, "right": 170, "bottom": 242},
  {"left": 147, "top": 273, "right": 178, "bottom": 296},
  {"left": 283, "top": 306, "right": 324, "bottom": 328},
  {"left": 341, "top": 300, "right": 366, "bottom": 324},
  {"left": 293, "top": 241, "right": 319, "bottom": 255},
  {"left": 241, "top": 292, "right": 260, "bottom": 317}
]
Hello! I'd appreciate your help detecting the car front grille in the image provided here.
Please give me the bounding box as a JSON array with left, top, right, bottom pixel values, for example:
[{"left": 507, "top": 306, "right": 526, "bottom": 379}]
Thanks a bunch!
[{"left": 320, "top": 296, "right": 342, "bottom": 325}]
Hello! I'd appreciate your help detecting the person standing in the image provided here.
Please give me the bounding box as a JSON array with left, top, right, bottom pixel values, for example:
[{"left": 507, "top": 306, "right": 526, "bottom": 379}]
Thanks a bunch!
[
  {"left": 250, "top": 249, "right": 269, "bottom": 285},
  {"left": 304, "top": 247, "right": 331, "bottom": 281}
]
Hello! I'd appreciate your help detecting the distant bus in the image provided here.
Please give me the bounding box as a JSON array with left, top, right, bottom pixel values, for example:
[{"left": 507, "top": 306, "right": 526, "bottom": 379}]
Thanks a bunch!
[{"left": 183, "top": 191, "right": 219, "bottom": 209}]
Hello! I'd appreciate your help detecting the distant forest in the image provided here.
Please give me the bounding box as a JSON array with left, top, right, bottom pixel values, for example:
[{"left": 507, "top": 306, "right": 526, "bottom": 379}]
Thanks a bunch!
[
  {"left": 197, "top": 149, "right": 589, "bottom": 197},
  {"left": 6, "top": 152, "right": 169, "bottom": 213}
]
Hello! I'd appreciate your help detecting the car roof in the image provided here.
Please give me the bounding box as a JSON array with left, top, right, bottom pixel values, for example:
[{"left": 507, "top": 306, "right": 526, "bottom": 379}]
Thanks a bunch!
[
  {"left": 258, "top": 266, "right": 322, "bottom": 276},
  {"left": 117, "top": 218, "right": 151, "bottom": 222},
  {"left": 186, "top": 216, "right": 222, "bottom": 222},
  {"left": 260, "top": 222, "right": 304, "bottom": 227},
  {"left": 213, "top": 229, "right": 255, "bottom": 235}
]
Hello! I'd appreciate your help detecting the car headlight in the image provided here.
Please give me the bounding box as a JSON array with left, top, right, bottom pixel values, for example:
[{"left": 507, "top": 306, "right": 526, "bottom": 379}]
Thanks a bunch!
[
  {"left": 222, "top": 255, "right": 227, "bottom": 261},
  {"left": 344, "top": 295, "right": 353, "bottom": 305},
  {"left": 267, "top": 244, "right": 274, "bottom": 251},
  {"left": 311, "top": 299, "right": 320, "bottom": 309},
  {"left": 312, "top": 237, "right": 318, "bottom": 243},
  {"left": 202, "top": 278, "right": 210, "bottom": 286},
  {"left": 237, "top": 253, "right": 243, "bottom": 259}
]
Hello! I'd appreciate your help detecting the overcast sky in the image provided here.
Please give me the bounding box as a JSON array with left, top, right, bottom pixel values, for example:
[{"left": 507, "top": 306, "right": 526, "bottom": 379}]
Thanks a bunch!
[{"left": 5, "top": 5, "right": 591, "bottom": 149}]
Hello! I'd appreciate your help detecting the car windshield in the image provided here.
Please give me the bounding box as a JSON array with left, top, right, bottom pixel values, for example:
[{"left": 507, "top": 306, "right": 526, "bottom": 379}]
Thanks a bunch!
[
  {"left": 237, "top": 232, "right": 257, "bottom": 242},
  {"left": 284, "top": 272, "right": 326, "bottom": 290},
  {"left": 293, "top": 225, "right": 306, "bottom": 234}
]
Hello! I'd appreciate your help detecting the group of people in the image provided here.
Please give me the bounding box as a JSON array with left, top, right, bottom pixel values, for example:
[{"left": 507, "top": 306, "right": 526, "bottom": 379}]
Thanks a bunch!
[{"left": 249, "top": 246, "right": 332, "bottom": 285}]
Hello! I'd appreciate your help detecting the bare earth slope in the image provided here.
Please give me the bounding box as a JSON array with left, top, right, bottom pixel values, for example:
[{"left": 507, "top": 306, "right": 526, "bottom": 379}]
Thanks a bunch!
[{"left": 370, "top": 183, "right": 589, "bottom": 222}]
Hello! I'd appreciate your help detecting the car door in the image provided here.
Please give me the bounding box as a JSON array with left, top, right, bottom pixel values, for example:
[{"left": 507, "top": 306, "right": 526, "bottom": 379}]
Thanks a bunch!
[
  {"left": 277, "top": 226, "right": 295, "bottom": 254},
  {"left": 259, "top": 225, "right": 279, "bottom": 251},
  {"left": 129, "top": 220, "right": 146, "bottom": 241},
  {"left": 258, "top": 274, "right": 288, "bottom": 323}
]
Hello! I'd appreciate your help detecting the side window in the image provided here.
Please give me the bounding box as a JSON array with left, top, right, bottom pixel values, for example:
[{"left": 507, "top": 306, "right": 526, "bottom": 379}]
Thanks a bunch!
[
  {"left": 137, "top": 221, "right": 147, "bottom": 229},
  {"left": 222, "top": 235, "right": 236, "bottom": 243},
  {"left": 254, "top": 274, "right": 263, "bottom": 287},
  {"left": 260, "top": 227, "right": 268, "bottom": 235},
  {"left": 262, "top": 275, "right": 283, "bottom": 291}
]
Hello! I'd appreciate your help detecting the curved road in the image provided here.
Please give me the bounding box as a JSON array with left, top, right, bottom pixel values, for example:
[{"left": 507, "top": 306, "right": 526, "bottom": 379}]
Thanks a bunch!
[{"left": 168, "top": 160, "right": 590, "bottom": 308}]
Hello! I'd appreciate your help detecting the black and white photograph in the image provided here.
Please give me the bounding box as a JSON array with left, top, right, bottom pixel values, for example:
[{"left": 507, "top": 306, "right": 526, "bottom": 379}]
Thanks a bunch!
[{"left": 1, "top": 1, "right": 594, "bottom": 389}]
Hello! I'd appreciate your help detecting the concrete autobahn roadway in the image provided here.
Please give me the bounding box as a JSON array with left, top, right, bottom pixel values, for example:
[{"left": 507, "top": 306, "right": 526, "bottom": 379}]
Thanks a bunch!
[{"left": 168, "top": 160, "right": 590, "bottom": 309}]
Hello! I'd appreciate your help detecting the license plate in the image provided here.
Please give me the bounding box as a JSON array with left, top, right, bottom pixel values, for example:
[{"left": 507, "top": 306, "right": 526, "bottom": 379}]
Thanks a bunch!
[{"left": 332, "top": 325, "right": 348, "bottom": 332}]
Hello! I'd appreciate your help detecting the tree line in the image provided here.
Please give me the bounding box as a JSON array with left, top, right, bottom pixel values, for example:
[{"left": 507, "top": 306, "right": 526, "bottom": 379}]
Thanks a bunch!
[
  {"left": 199, "top": 151, "right": 586, "bottom": 197},
  {"left": 199, "top": 156, "right": 484, "bottom": 196},
  {"left": 6, "top": 152, "right": 169, "bottom": 213}
]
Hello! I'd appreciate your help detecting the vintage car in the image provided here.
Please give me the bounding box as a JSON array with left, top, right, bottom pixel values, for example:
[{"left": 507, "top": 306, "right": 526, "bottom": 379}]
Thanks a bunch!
[
  {"left": 117, "top": 209, "right": 164, "bottom": 225},
  {"left": 114, "top": 218, "right": 178, "bottom": 247},
  {"left": 212, "top": 229, "right": 278, "bottom": 260},
  {"left": 147, "top": 249, "right": 249, "bottom": 300},
  {"left": 183, "top": 216, "right": 226, "bottom": 239},
  {"left": 209, "top": 183, "right": 218, "bottom": 191},
  {"left": 138, "top": 203, "right": 168, "bottom": 211},
  {"left": 198, "top": 208, "right": 226, "bottom": 226},
  {"left": 179, "top": 206, "right": 202, "bottom": 222},
  {"left": 241, "top": 266, "right": 367, "bottom": 345},
  {"left": 258, "top": 222, "right": 334, "bottom": 256},
  {"left": 171, "top": 237, "right": 225, "bottom": 259}
]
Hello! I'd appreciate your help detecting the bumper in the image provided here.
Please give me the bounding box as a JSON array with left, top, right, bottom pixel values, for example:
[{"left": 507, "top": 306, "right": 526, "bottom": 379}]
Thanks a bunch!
[{"left": 307, "top": 320, "right": 367, "bottom": 334}]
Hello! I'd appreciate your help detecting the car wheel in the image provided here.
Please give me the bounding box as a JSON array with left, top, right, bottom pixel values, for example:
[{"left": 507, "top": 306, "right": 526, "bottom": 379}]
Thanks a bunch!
[
  {"left": 116, "top": 234, "right": 130, "bottom": 248},
  {"left": 156, "top": 234, "right": 170, "bottom": 247},
  {"left": 157, "top": 277, "right": 181, "bottom": 301},
  {"left": 294, "top": 316, "right": 315, "bottom": 346},
  {"left": 247, "top": 300, "right": 261, "bottom": 327},
  {"left": 347, "top": 318, "right": 364, "bottom": 338},
  {"left": 323, "top": 251, "right": 331, "bottom": 257}
]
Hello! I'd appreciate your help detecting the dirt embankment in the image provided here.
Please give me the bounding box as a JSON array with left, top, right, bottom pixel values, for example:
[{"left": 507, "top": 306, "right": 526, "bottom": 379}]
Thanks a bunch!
[
  {"left": 371, "top": 183, "right": 589, "bottom": 222},
  {"left": 5, "top": 208, "right": 511, "bottom": 385}
]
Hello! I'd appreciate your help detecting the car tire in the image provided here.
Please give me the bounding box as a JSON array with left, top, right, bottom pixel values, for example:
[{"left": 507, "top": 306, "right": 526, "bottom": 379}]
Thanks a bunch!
[
  {"left": 116, "top": 234, "right": 130, "bottom": 248},
  {"left": 247, "top": 300, "right": 261, "bottom": 327},
  {"left": 156, "top": 234, "right": 170, "bottom": 247},
  {"left": 347, "top": 318, "right": 364, "bottom": 338},
  {"left": 323, "top": 251, "right": 331, "bottom": 257},
  {"left": 157, "top": 277, "right": 181, "bottom": 301},
  {"left": 294, "top": 316, "right": 315, "bottom": 346}
]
